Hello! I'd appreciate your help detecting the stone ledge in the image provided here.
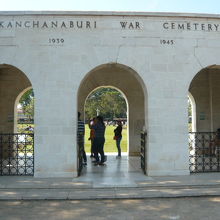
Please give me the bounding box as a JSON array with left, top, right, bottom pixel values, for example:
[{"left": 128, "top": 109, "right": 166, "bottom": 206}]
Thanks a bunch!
[
  {"left": 0, "top": 11, "right": 220, "bottom": 19},
  {"left": 1, "top": 186, "right": 220, "bottom": 200}
]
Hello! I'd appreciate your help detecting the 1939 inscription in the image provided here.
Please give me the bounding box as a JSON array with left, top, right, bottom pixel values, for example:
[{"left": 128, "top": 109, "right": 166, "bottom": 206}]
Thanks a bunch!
[{"left": 49, "top": 38, "right": 64, "bottom": 44}]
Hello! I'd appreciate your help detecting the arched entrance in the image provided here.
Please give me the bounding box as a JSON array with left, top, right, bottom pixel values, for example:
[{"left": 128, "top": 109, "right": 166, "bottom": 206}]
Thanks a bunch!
[
  {"left": 0, "top": 64, "right": 34, "bottom": 176},
  {"left": 77, "top": 63, "right": 148, "bottom": 178},
  {"left": 84, "top": 86, "right": 128, "bottom": 155},
  {"left": 189, "top": 65, "right": 220, "bottom": 173}
]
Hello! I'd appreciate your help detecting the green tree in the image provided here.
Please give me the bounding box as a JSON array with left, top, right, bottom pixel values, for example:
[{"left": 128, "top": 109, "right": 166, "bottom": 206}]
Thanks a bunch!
[
  {"left": 19, "top": 89, "right": 34, "bottom": 120},
  {"left": 85, "top": 88, "right": 127, "bottom": 120}
]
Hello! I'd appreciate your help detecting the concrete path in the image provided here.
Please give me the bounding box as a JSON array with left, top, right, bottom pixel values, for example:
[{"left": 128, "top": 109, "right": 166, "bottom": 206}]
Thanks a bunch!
[{"left": 1, "top": 197, "right": 220, "bottom": 220}]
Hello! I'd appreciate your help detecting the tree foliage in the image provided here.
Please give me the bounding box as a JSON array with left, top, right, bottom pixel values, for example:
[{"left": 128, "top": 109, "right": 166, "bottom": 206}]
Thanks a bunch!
[
  {"left": 19, "top": 89, "right": 34, "bottom": 120},
  {"left": 85, "top": 88, "right": 127, "bottom": 120}
]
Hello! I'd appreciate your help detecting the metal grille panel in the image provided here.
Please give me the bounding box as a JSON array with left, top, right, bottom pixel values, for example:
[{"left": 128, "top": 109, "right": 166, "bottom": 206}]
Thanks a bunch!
[
  {"left": 0, "top": 133, "right": 34, "bottom": 176},
  {"left": 189, "top": 132, "right": 220, "bottom": 173},
  {"left": 140, "top": 131, "right": 147, "bottom": 174}
]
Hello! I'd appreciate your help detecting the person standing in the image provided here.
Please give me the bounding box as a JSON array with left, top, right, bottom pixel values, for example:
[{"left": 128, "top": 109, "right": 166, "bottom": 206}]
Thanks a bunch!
[
  {"left": 114, "top": 121, "right": 122, "bottom": 158},
  {"left": 77, "top": 112, "right": 87, "bottom": 165},
  {"left": 88, "top": 118, "right": 96, "bottom": 158},
  {"left": 91, "top": 116, "right": 106, "bottom": 165}
]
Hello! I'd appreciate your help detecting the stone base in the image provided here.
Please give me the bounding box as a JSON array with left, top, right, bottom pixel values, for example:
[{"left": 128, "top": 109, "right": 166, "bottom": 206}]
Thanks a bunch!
[
  {"left": 34, "top": 171, "right": 78, "bottom": 178},
  {"left": 129, "top": 152, "right": 140, "bottom": 156},
  {"left": 147, "top": 169, "right": 190, "bottom": 176}
]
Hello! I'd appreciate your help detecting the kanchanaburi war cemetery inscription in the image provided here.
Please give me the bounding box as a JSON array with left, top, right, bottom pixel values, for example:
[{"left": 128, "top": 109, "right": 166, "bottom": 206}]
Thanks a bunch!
[{"left": 1, "top": 11, "right": 220, "bottom": 178}]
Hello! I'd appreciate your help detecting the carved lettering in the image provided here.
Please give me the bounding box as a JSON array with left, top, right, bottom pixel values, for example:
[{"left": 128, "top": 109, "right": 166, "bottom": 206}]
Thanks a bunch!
[
  {"left": 77, "top": 21, "right": 82, "bottom": 28},
  {"left": 42, "top": 22, "right": 48, "bottom": 28},
  {"left": 163, "top": 22, "right": 220, "bottom": 32},
  {"left": 24, "top": 21, "right": 30, "bottom": 28},
  {"left": 0, "top": 22, "right": 4, "bottom": 28},
  {"left": 15, "top": 21, "right": 22, "bottom": 28},
  {"left": 208, "top": 24, "right": 212, "bottom": 31},
  {"left": 0, "top": 20, "right": 97, "bottom": 29},
  {"left": 128, "top": 22, "right": 134, "bottom": 29},
  {"left": 70, "top": 21, "right": 74, "bottom": 28},
  {"left": 135, "top": 22, "right": 140, "bottom": 29},
  {"left": 178, "top": 24, "right": 184, "bottom": 30},
  {"left": 214, "top": 24, "right": 219, "bottom": 31},
  {"left": 163, "top": 22, "right": 169, "bottom": 29},
  {"left": 33, "top": 21, "right": 39, "bottom": 28},
  {"left": 7, "top": 22, "right": 13, "bottom": 28},
  {"left": 120, "top": 21, "right": 141, "bottom": 29},
  {"left": 0, "top": 19, "right": 219, "bottom": 33},
  {"left": 120, "top": 22, "right": 127, "bottom": 28},
  {"left": 61, "top": 22, "right": 67, "bottom": 28},
  {"left": 193, "top": 23, "right": 199, "bottom": 30},
  {"left": 51, "top": 21, "right": 58, "bottom": 28},
  {"left": 86, "top": 21, "right": 91, "bottom": 28}
]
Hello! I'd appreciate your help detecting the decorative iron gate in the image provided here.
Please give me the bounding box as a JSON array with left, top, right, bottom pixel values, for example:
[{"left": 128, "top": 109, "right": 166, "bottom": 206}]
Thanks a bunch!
[
  {"left": 0, "top": 133, "right": 34, "bottom": 176},
  {"left": 189, "top": 132, "right": 220, "bottom": 173},
  {"left": 140, "top": 131, "right": 147, "bottom": 174},
  {"left": 77, "top": 141, "right": 84, "bottom": 176}
]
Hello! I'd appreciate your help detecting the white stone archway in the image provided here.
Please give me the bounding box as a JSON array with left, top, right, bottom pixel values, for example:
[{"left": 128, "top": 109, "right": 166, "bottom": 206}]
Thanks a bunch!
[
  {"left": 0, "top": 64, "right": 32, "bottom": 133},
  {"left": 78, "top": 63, "right": 148, "bottom": 157}
]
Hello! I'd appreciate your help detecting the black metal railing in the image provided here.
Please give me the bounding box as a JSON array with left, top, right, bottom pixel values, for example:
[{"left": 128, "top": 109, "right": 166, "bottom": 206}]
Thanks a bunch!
[
  {"left": 140, "top": 131, "right": 147, "bottom": 174},
  {"left": 77, "top": 137, "right": 84, "bottom": 176},
  {"left": 189, "top": 132, "right": 220, "bottom": 173},
  {"left": 0, "top": 133, "right": 34, "bottom": 176}
]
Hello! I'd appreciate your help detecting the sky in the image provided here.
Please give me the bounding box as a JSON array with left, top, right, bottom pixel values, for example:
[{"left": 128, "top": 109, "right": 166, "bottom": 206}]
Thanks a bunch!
[{"left": 1, "top": 0, "right": 220, "bottom": 14}]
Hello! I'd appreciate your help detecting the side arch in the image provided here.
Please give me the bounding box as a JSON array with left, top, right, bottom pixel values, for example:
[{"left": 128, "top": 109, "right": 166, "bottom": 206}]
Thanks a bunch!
[
  {"left": 0, "top": 64, "right": 32, "bottom": 133},
  {"left": 0, "top": 64, "right": 34, "bottom": 176},
  {"left": 188, "top": 65, "right": 220, "bottom": 132}
]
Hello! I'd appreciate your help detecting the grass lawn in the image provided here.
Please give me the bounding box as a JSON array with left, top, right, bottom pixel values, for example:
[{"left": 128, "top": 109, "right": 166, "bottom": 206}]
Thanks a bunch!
[
  {"left": 85, "top": 125, "right": 127, "bottom": 153},
  {"left": 17, "top": 123, "right": 127, "bottom": 153},
  {"left": 17, "top": 123, "right": 34, "bottom": 132}
]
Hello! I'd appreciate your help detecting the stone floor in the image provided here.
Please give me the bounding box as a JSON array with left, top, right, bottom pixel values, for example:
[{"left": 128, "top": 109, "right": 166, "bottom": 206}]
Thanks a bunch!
[{"left": 78, "top": 153, "right": 149, "bottom": 188}]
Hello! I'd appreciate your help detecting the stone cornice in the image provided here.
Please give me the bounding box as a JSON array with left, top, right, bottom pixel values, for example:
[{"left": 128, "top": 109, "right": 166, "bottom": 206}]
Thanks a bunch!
[{"left": 0, "top": 11, "right": 220, "bottom": 19}]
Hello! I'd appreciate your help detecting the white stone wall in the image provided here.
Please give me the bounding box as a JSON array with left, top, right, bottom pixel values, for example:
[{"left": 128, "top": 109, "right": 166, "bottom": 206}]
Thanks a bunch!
[{"left": 1, "top": 12, "right": 220, "bottom": 177}]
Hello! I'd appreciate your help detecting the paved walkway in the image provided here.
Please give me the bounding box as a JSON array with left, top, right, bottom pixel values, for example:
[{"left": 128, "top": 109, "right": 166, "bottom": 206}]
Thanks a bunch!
[
  {"left": 1, "top": 155, "right": 220, "bottom": 200},
  {"left": 2, "top": 197, "right": 220, "bottom": 220}
]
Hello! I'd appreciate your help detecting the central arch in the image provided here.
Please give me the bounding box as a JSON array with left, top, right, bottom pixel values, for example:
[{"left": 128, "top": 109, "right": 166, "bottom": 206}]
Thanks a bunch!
[
  {"left": 84, "top": 86, "right": 128, "bottom": 155},
  {"left": 78, "top": 63, "right": 148, "bottom": 162}
]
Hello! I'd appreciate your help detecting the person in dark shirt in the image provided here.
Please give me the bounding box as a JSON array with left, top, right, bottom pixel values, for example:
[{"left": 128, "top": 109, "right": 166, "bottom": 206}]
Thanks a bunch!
[
  {"left": 91, "top": 116, "right": 106, "bottom": 165},
  {"left": 114, "top": 121, "right": 122, "bottom": 158}
]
